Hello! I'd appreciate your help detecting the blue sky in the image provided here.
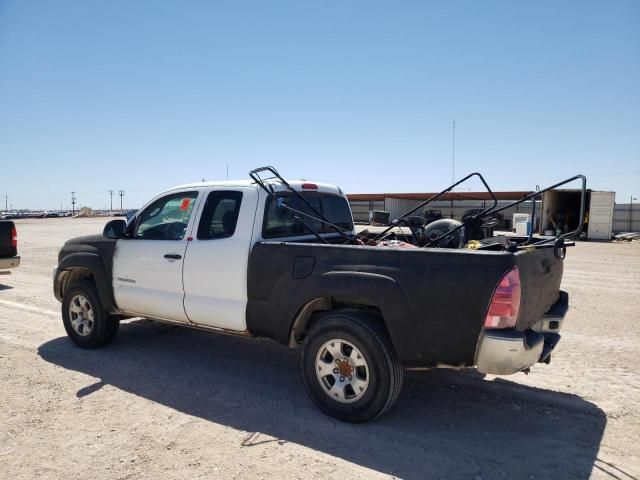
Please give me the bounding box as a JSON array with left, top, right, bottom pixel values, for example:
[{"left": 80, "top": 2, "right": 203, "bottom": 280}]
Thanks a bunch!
[{"left": 1, "top": 0, "right": 638, "bottom": 210}]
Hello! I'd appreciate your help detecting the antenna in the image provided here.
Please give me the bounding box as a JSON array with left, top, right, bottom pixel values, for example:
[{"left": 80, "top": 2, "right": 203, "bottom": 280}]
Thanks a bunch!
[
  {"left": 450, "top": 121, "right": 456, "bottom": 219},
  {"left": 452, "top": 120, "right": 456, "bottom": 184}
]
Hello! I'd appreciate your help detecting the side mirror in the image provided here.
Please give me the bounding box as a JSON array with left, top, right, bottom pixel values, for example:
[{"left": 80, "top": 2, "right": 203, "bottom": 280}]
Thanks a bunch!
[{"left": 103, "top": 219, "right": 126, "bottom": 239}]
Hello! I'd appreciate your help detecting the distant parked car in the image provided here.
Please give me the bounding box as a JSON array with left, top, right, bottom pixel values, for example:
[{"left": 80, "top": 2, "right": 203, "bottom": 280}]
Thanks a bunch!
[
  {"left": 113, "top": 210, "right": 137, "bottom": 219},
  {"left": 0, "top": 221, "right": 20, "bottom": 272}
]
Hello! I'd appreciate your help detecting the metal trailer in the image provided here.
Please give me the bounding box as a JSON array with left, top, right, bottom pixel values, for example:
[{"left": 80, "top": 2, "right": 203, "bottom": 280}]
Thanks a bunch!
[{"left": 539, "top": 189, "right": 615, "bottom": 240}]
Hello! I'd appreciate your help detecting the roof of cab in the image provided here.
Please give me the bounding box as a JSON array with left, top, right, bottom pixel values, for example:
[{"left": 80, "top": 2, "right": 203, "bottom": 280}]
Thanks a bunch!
[{"left": 167, "top": 179, "right": 344, "bottom": 196}]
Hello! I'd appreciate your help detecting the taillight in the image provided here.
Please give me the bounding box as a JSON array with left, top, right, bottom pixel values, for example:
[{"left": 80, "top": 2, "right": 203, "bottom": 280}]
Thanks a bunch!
[
  {"left": 301, "top": 183, "right": 318, "bottom": 190},
  {"left": 484, "top": 267, "right": 521, "bottom": 329},
  {"left": 11, "top": 227, "right": 17, "bottom": 248}
]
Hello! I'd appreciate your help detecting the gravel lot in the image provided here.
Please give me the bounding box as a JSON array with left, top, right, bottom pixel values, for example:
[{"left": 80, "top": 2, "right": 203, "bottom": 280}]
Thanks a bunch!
[{"left": 1, "top": 218, "right": 639, "bottom": 479}]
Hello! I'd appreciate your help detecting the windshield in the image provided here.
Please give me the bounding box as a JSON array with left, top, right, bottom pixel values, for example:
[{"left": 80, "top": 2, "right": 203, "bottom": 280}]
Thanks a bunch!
[{"left": 262, "top": 192, "right": 354, "bottom": 238}]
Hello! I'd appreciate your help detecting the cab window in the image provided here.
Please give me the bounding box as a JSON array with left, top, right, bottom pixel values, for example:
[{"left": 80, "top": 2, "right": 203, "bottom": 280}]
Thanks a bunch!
[
  {"left": 197, "top": 191, "right": 243, "bottom": 240},
  {"left": 134, "top": 191, "right": 198, "bottom": 240},
  {"left": 262, "top": 192, "right": 353, "bottom": 238}
]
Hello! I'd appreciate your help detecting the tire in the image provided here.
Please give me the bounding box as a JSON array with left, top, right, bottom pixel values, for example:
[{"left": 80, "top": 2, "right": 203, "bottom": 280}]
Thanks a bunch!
[
  {"left": 62, "top": 279, "right": 119, "bottom": 349},
  {"left": 300, "top": 310, "right": 404, "bottom": 422}
]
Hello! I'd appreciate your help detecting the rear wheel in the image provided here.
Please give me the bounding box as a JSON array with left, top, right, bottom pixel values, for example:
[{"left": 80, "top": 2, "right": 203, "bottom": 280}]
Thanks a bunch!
[
  {"left": 300, "top": 310, "right": 403, "bottom": 422},
  {"left": 62, "top": 280, "right": 119, "bottom": 348}
]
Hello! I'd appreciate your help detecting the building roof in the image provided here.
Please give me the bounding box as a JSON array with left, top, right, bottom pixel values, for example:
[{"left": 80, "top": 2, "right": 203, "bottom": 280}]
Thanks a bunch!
[{"left": 347, "top": 191, "right": 532, "bottom": 201}]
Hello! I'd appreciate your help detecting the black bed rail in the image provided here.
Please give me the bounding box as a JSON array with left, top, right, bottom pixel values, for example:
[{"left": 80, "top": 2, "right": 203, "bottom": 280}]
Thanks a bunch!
[
  {"left": 373, "top": 172, "right": 498, "bottom": 243},
  {"left": 248, "top": 166, "right": 587, "bottom": 251},
  {"left": 423, "top": 174, "right": 587, "bottom": 250},
  {"left": 379, "top": 172, "right": 586, "bottom": 249},
  {"left": 485, "top": 174, "right": 587, "bottom": 245}
]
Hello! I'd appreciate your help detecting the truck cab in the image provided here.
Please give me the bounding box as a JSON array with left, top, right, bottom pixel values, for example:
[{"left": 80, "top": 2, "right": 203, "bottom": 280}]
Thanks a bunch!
[{"left": 110, "top": 180, "right": 354, "bottom": 331}]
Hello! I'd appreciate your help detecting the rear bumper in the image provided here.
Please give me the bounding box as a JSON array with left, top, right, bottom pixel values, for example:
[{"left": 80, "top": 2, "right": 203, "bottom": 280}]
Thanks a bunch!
[
  {"left": 475, "top": 291, "right": 568, "bottom": 375},
  {"left": 0, "top": 256, "right": 20, "bottom": 271}
]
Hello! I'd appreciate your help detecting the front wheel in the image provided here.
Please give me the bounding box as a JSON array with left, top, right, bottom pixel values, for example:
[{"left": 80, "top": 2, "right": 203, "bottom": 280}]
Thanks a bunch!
[
  {"left": 300, "top": 310, "right": 404, "bottom": 422},
  {"left": 62, "top": 280, "right": 119, "bottom": 349}
]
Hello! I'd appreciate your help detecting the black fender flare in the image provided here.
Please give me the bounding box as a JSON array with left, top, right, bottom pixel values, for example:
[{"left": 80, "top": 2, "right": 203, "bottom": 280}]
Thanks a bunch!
[
  {"left": 281, "top": 271, "right": 421, "bottom": 364},
  {"left": 55, "top": 252, "right": 117, "bottom": 313}
]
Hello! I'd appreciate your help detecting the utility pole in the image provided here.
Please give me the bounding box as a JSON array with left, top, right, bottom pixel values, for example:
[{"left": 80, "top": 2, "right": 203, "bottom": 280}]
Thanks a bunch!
[
  {"left": 632, "top": 196, "right": 638, "bottom": 232},
  {"left": 119, "top": 190, "right": 125, "bottom": 210},
  {"left": 4, "top": 194, "right": 7, "bottom": 212},
  {"left": 71, "top": 192, "right": 77, "bottom": 214},
  {"left": 109, "top": 190, "right": 114, "bottom": 210},
  {"left": 226, "top": 164, "right": 229, "bottom": 180}
]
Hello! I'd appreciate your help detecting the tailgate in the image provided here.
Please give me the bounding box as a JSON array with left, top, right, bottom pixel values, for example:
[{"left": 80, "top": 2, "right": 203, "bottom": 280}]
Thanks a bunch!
[
  {"left": 0, "top": 221, "right": 17, "bottom": 258},
  {"left": 514, "top": 247, "right": 564, "bottom": 331}
]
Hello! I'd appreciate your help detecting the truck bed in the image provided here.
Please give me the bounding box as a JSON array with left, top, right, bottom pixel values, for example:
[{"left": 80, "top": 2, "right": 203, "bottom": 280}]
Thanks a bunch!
[{"left": 247, "top": 241, "right": 564, "bottom": 368}]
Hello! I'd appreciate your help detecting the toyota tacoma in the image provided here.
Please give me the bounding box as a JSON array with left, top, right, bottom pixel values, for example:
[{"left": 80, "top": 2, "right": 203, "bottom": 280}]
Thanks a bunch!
[{"left": 53, "top": 167, "right": 581, "bottom": 422}]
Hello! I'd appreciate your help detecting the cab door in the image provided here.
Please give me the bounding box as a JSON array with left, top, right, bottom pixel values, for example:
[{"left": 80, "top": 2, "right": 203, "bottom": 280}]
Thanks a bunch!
[
  {"left": 182, "top": 187, "right": 258, "bottom": 331},
  {"left": 113, "top": 190, "right": 200, "bottom": 322}
]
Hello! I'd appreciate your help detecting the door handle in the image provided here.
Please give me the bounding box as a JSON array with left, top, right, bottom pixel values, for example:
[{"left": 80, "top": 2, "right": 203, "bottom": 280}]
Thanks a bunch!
[{"left": 164, "top": 254, "right": 182, "bottom": 260}]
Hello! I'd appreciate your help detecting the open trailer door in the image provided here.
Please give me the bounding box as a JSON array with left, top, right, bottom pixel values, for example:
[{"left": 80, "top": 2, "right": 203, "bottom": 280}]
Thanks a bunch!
[{"left": 587, "top": 192, "right": 615, "bottom": 240}]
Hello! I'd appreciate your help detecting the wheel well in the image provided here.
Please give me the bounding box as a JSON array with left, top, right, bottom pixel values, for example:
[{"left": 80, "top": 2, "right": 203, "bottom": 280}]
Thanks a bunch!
[
  {"left": 288, "top": 296, "right": 385, "bottom": 347},
  {"left": 60, "top": 268, "right": 95, "bottom": 298}
]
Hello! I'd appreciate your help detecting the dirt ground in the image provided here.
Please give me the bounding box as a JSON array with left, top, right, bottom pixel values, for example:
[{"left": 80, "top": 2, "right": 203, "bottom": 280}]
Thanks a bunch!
[{"left": 1, "top": 218, "right": 639, "bottom": 480}]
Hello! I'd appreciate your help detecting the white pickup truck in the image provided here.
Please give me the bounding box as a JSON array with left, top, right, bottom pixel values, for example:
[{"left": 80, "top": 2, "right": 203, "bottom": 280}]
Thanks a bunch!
[{"left": 54, "top": 168, "right": 571, "bottom": 422}]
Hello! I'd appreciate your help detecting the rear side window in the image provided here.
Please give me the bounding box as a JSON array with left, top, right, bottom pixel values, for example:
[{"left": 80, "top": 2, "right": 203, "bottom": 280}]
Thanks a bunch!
[
  {"left": 197, "top": 191, "right": 243, "bottom": 240},
  {"left": 262, "top": 192, "right": 353, "bottom": 238}
]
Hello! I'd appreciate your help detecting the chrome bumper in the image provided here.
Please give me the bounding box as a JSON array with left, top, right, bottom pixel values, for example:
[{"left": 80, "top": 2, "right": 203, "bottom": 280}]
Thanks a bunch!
[
  {"left": 475, "top": 329, "right": 545, "bottom": 375},
  {"left": 475, "top": 291, "right": 568, "bottom": 375},
  {"left": 0, "top": 256, "right": 20, "bottom": 271}
]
